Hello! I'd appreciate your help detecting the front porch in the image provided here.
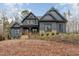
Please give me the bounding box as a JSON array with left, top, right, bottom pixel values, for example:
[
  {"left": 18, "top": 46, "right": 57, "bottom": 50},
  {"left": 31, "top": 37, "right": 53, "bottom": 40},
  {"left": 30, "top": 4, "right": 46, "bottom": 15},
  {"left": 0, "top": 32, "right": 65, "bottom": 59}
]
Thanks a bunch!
[{"left": 21, "top": 25, "right": 39, "bottom": 35}]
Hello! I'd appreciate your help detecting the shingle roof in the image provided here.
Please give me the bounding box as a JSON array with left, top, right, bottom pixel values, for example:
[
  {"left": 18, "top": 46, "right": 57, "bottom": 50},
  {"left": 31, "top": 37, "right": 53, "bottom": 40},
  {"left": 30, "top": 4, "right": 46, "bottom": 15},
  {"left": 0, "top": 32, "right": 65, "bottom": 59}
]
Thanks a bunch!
[
  {"left": 40, "top": 7, "right": 67, "bottom": 22},
  {"left": 39, "top": 14, "right": 57, "bottom": 21},
  {"left": 10, "top": 22, "right": 21, "bottom": 28},
  {"left": 22, "top": 12, "right": 39, "bottom": 23}
]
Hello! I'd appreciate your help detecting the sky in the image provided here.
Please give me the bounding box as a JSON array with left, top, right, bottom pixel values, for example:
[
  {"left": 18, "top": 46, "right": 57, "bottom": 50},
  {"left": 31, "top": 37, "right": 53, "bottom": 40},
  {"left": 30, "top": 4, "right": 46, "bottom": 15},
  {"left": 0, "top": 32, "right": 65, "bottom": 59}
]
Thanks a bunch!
[
  {"left": 0, "top": 3, "right": 79, "bottom": 22},
  {"left": 0, "top": 3, "right": 71, "bottom": 16}
]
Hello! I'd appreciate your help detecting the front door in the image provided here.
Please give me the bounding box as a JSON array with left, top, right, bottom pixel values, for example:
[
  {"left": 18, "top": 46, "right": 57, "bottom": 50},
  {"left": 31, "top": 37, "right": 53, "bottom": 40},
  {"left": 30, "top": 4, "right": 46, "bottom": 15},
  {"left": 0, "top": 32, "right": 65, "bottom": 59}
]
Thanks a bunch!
[{"left": 22, "top": 28, "right": 29, "bottom": 35}]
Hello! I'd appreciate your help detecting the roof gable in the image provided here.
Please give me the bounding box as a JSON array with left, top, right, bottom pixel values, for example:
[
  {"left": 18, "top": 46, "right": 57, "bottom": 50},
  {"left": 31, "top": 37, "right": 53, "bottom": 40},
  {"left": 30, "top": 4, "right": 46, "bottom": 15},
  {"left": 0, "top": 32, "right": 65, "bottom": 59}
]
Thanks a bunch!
[
  {"left": 22, "top": 12, "right": 39, "bottom": 23},
  {"left": 48, "top": 7, "right": 67, "bottom": 22},
  {"left": 11, "top": 22, "right": 20, "bottom": 28},
  {"left": 40, "top": 14, "right": 57, "bottom": 21},
  {"left": 27, "top": 13, "right": 36, "bottom": 19},
  {"left": 50, "top": 10, "right": 66, "bottom": 22},
  {"left": 49, "top": 11, "right": 63, "bottom": 21},
  {"left": 40, "top": 7, "right": 67, "bottom": 22}
]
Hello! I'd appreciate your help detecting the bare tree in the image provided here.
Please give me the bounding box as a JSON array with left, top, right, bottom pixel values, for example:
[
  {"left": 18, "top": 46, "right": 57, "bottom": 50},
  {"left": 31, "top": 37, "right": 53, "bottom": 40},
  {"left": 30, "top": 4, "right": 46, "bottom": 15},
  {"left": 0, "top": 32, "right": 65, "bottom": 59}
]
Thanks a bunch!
[{"left": 0, "top": 9, "right": 10, "bottom": 40}]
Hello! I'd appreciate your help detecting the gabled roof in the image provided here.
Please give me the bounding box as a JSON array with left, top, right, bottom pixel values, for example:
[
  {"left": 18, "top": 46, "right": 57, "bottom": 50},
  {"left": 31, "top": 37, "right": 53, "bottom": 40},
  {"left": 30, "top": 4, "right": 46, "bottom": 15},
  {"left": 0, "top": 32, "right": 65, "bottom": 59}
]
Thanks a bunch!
[
  {"left": 40, "top": 7, "right": 67, "bottom": 22},
  {"left": 10, "top": 22, "right": 21, "bottom": 28},
  {"left": 22, "top": 12, "right": 39, "bottom": 23},
  {"left": 40, "top": 14, "right": 57, "bottom": 21}
]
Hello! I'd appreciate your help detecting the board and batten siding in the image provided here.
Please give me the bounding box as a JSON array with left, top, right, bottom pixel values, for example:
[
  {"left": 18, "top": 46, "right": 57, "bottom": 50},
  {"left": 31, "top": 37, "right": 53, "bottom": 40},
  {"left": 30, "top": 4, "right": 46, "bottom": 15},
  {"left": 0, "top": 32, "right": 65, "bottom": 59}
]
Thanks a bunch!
[
  {"left": 39, "top": 22, "right": 66, "bottom": 33},
  {"left": 11, "top": 28, "right": 22, "bottom": 38},
  {"left": 56, "top": 23, "right": 66, "bottom": 32},
  {"left": 39, "top": 22, "right": 57, "bottom": 33}
]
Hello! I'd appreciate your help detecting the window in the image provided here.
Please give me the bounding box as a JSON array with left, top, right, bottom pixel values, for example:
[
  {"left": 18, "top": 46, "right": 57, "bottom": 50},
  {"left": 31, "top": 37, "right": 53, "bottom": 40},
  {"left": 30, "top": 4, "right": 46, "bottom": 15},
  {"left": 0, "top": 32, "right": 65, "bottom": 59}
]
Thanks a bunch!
[
  {"left": 35, "top": 20, "right": 37, "bottom": 24},
  {"left": 23, "top": 19, "right": 38, "bottom": 25},
  {"left": 44, "top": 23, "right": 52, "bottom": 32},
  {"left": 27, "top": 20, "right": 30, "bottom": 24},
  {"left": 15, "top": 29, "right": 20, "bottom": 35},
  {"left": 30, "top": 20, "right": 35, "bottom": 24},
  {"left": 23, "top": 20, "right": 29, "bottom": 25}
]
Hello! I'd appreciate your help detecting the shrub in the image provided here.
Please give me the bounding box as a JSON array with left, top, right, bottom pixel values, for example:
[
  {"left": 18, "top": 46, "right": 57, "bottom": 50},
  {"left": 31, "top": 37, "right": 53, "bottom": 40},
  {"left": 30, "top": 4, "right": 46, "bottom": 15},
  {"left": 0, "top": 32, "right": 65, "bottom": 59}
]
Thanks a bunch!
[
  {"left": 0, "top": 35, "right": 5, "bottom": 41},
  {"left": 46, "top": 33, "right": 49, "bottom": 36},
  {"left": 41, "top": 33, "right": 44, "bottom": 36},
  {"left": 56, "top": 32, "right": 59, "bottom": 35},
  {"left": 51, "top": 32, "right": 54, "bottom": 35},
  {"left": 7, "top": 35, "right": 11, "bottom": 39}
]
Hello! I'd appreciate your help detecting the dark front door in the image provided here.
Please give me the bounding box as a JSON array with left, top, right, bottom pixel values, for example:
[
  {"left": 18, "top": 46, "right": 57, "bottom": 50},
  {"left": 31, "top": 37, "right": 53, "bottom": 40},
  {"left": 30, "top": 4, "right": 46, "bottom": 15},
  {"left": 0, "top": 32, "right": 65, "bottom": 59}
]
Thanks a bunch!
[
  {"left": 22, "top": 27, "right": 29, "bottom": 35},
  {"left": 22, "top": 25, "right": 39, "bottom": 35},
  {"left": 31, "top": 26, "right": 39, "bottom": 33}
]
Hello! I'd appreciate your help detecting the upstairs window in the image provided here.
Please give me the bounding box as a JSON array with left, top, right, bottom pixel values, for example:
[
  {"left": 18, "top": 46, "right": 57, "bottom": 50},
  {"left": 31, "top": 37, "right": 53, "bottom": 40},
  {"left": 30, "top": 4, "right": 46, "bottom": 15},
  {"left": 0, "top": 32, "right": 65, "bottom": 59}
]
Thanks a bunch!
[
  {"left": 23, "top": 19, "right": 38, "bottom": 25},
  {"left": 30, "top": 20, "right": 35, "bottom": 25}
]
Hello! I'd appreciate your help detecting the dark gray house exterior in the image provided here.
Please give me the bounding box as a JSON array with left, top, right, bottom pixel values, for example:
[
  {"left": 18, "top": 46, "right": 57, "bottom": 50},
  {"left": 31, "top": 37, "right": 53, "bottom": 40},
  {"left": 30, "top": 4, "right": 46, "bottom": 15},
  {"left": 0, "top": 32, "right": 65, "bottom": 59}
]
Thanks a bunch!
[
  {"left": 21, "top": 12, "right": 39, "bottom": 35},
  {"left": 39, "top": 7, "right": 67, "bottom": 33},
  {"left": 10, "top": 7, "right": 67, "bottom": 38},
  {"left": 10, "top": 22, "right": 22, "bottom": 38}
]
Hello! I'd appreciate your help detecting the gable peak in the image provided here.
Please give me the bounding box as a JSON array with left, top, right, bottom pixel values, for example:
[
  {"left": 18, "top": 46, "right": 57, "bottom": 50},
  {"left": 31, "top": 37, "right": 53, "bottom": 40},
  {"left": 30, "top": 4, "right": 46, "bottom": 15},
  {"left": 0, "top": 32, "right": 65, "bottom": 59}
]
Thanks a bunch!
[
  {"left": 49, "top": 7, "right": 56, "bottom": 11},
  {"left": 46, "top": 7, "right": 57, "bottom": 14}
]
